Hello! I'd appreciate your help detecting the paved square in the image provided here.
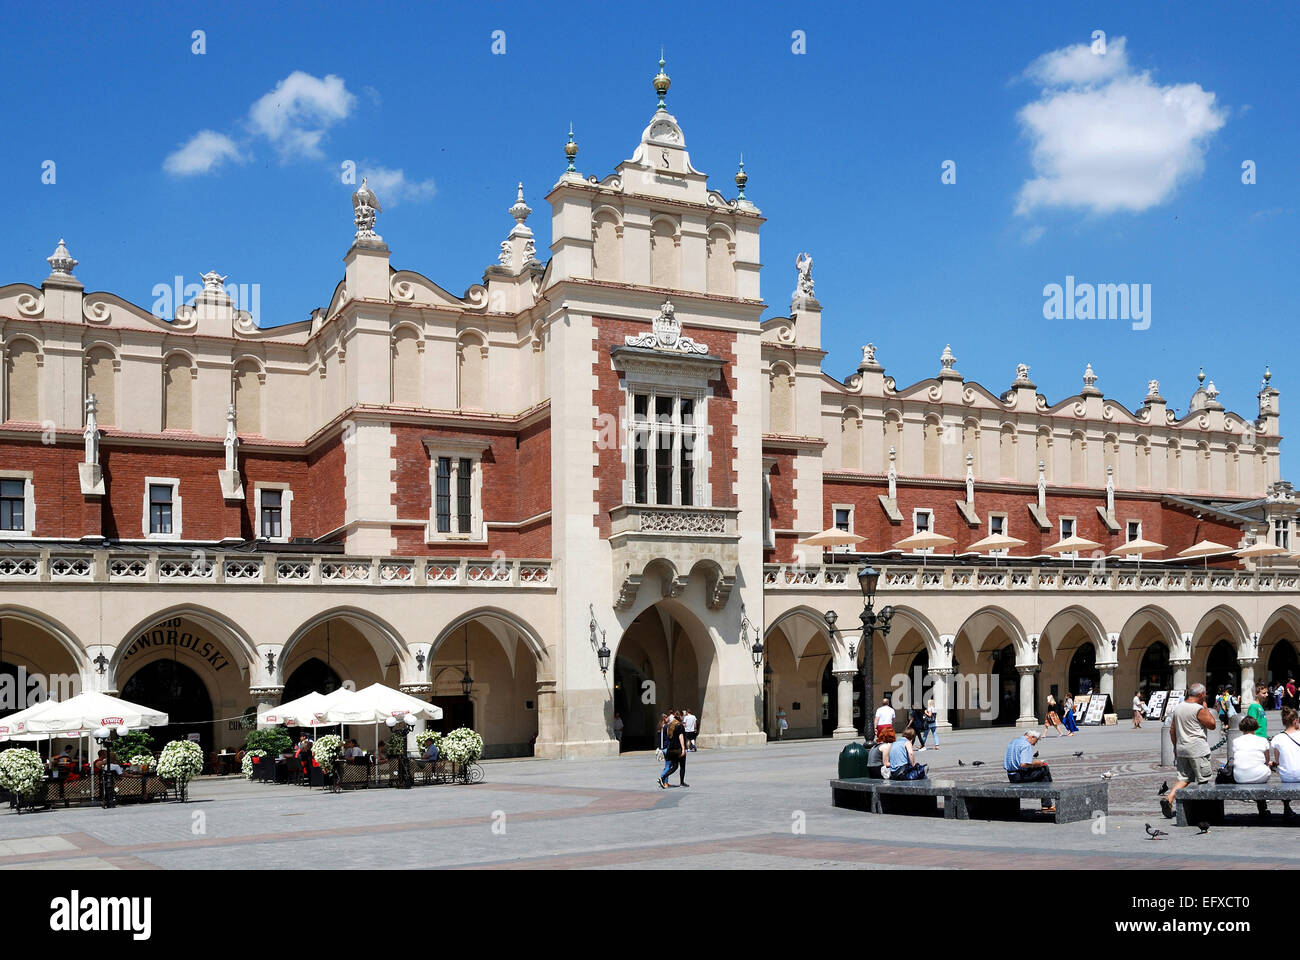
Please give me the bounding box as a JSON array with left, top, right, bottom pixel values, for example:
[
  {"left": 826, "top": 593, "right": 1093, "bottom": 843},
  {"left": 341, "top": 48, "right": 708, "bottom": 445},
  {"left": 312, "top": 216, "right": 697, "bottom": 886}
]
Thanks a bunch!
[{"left": 1, "top": 722, "right": 1296, "bottom": 870}]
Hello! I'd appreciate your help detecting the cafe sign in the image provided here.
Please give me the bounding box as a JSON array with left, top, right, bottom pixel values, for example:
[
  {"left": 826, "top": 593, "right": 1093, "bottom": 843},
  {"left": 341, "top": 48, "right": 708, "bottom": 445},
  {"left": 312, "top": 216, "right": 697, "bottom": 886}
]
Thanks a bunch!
[{"left": 121, "top": 619, "right": 231, "bottom": 673}]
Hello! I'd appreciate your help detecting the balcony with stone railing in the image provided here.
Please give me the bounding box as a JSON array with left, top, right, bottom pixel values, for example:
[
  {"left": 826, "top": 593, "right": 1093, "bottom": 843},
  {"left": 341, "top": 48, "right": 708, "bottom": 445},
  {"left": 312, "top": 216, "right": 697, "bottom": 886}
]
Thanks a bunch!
[
  {"left": 763, "top": 562, "right": 1300, "bottom": 593},
  {"left": 609, "top": 504, "right": 740, "bottom": 609},
  {"left": 0, "top": 549, "right": 555, "bottom": 589}
]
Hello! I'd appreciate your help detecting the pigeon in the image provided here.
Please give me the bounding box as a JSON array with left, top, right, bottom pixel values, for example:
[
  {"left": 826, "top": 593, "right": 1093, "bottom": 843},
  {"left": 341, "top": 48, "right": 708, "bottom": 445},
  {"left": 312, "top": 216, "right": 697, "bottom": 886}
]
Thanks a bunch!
[
  {"left": 1101, "top": 769, "right": 1115, "bottom": 780},
  {"left": 1197, "top": 822, "right": 1211, "bottom": 834},
  {"left": 972, "top": 760, "right": 985, "bottom": 767},
  {"left": 1033, "top": 751, "right": 1040, "bottom": 758},
  {"left": 957, "top": 759, "right": 966, "bottom": 766},
  {"left": 1158, "top": 781, "right": 1169, "bottom": 796},
  {"left": 1145, "top": 823, "right": 1169, "bottom": 840},
  {"left": 1072, "top": 751, "right": 1084, "bottom": 758}
]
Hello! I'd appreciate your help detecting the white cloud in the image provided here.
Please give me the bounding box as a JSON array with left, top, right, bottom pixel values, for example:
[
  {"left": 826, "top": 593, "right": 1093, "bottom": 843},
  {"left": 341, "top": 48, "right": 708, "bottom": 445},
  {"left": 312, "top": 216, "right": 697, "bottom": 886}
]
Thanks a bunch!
[
  {"left": 248, "top": 71, "right": 355, "bottom": 161},
  {"left": 1015, "top": 37, "right": 1226, "bottom": 216},
  {"left": 163, "top": 130, "right": 244, "bottom": 176},
  {"left": 360, "top": 166, "right": 436, "bottom": 205}
]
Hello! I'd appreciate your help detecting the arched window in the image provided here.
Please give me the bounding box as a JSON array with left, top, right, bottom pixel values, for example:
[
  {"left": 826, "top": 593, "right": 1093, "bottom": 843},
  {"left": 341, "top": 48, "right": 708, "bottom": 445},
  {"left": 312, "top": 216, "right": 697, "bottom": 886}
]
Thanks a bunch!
[
  {"left": 233, "top": 359, "right": 262, "bottom": 435},
  {"left": 1069, "top": 432, "right": 1085, "bottom": 484},
  {"left": 4, "top": 338, "right": 40, "bottom": 422},
  {"left": 705, "top": 227, "right": 734, "bottom": 296},
  {"left": 84, "top": 346, "right": 116, "bottom": 427},
  {"left": 458, "top": 333, "right": 487, "bottom": 410},
  {"left": 650, "top": 218, "right": 679, "bottom": 289},
  {"left": 999, "top": 424, "right": 1016, "bottom": 479},
  {"left": 162, "top": 353, "right": 193, "bottom": 431},
  {"left": 1196, "top": 442, "right": 1210, "bottom": 491},
  {"left": 923, "top": 416, "right": 942, "bottom": 476},
  {"left": 592, "top": 211, "right": 622, "bottom": 282},
  {"left": 1136, "top": 437, "right": 1151, "bottom": 488},
  {"left": 391, "top": 327, "right": 421, "bottom": 406},
  {"left": 841, "top": 411, "right": 861, "bottom": 470},
  {"left": 768, "top": 363, "right": 794, "bottom": 434},
  {"left": 1165, "top": 440, "right": 1181, "bottom": 489},
  {"left": 1225, "top": 443, "right": 1239, "bottom": 493}
]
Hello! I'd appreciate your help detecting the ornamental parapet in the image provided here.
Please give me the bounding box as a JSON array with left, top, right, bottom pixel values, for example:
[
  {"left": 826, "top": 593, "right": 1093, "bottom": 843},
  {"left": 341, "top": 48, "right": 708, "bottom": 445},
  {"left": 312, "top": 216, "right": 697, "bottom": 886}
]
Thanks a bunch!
[
  {"left": 762, "top": 563, "right": 1300, "bottom": 594},
  {"left": 0, "top": 548, "right": 556, "bottom": 589}
]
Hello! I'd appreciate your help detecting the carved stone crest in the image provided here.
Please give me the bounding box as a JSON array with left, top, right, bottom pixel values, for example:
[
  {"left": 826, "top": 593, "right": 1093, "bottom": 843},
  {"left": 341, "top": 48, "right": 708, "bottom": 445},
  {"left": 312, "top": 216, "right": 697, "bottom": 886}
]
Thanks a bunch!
[{"left": 624, "top": 300, "right": 708, "bottom": 354}]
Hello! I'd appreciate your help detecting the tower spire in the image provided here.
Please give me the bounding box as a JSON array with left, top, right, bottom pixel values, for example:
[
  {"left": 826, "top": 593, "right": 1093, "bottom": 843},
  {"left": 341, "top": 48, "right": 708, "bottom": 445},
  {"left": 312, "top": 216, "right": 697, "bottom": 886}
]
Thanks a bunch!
[
  {"left": 564, "top": 123, "right": 578, "bottom": 173},
  {"left": 653, "top": 52, "right": 671, "bottom": 112}
]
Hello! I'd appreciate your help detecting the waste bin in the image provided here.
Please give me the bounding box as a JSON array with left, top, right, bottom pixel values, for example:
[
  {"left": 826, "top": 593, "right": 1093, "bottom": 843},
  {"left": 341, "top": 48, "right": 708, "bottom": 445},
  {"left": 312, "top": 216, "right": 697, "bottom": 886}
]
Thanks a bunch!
[{"left": 838, "top": 741, "right": 870, "bottom": 779}]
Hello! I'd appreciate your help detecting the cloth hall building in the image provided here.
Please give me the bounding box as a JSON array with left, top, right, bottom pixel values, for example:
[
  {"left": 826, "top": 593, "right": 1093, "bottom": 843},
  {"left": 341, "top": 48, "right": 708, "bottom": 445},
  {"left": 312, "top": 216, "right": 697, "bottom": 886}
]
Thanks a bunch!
[{"left": 1, "top": 67, "right": 1298, "bottom": 757}]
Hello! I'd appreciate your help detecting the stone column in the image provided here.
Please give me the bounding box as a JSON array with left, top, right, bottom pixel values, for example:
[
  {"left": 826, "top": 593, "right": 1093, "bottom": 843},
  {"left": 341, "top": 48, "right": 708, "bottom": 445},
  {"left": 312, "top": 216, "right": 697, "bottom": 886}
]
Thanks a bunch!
[
  {"left": 832, "top": 670, "right": 858, "bottom": 739},
  {"left": 400, "top": 682, "right": 434, "bottom": 747},
  {"left": 532, "top": 678, "right": 561, "bottom": 757},
  {"left": 1098, "top": 662, "right": 1117, "bottom": 703},
  {"left": 1016, "top": 665, "right": 1039, "bottom": 726},
  {"left": 1238, "top": 658, "right": 1258, "bottom": 705},
  {"left": 1170, "top": 659, "right": 1190, "bottom": 695},
  {"left": 930, "top": 667, "right": 954, "bottom": 733}
]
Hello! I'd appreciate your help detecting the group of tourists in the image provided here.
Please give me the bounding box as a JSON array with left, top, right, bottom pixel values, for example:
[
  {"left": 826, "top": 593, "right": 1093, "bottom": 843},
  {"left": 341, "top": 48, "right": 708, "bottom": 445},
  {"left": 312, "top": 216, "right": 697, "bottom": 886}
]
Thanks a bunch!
[
  {"left": 1041, "top": 693, "right": 1079, "bottom": 737},
  {"left": 1161, "top": 682, "right": 1300, "bottom": 820},
  {"left": 859, "top": 695, "right": 937, "bottom": 781},
  {"left": 654, "top": 708, "right": 698, "bottom": 789}
]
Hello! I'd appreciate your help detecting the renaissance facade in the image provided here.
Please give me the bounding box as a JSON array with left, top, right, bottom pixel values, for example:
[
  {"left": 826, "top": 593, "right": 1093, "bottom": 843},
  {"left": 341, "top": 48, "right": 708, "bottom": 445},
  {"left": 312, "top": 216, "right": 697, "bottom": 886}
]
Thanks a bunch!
[{"left": 1, "top": 66, "right": 1297, "bottom": 757}]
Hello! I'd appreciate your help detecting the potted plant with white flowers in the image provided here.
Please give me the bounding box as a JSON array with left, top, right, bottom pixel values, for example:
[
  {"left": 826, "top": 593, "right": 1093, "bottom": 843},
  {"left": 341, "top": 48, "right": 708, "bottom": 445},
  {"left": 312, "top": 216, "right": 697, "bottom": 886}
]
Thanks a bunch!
[
  {"left": 157, "top": 739, "right": 204, "bottom": 802},
  {"left": 241, "top": 749, "right": 267, "bottom": 780},
  {"left": 312, "top": 734, "right": 344, "bottom": 790},
  {"left": 438, "top": 728, "right": 485, "bottom": 783},
  {"left": 0, "top": 747, "right": 48, "bottom": 812}
]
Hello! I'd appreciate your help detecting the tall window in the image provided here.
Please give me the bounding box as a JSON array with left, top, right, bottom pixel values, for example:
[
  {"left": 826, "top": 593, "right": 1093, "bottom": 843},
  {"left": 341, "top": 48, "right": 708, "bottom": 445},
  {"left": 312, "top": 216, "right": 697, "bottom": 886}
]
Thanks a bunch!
[
  {"left": 457, "top": 457, "right": 472, "bottom": 532},
  {"left": 436, "top": 458, "right": 453, "bottom": 533},
  {"left": 0, "top": 479, "right": 24, "bottom": 531},
  {"left": 1275, "top": 519, "right": 1291, "bottom": 551},
  {"left": 424, "top": 444, "right": 486, "bottom": 540},
  {"left": 627, "top": 389, "right": 702, "bottom": 507},
  {"left": 149, "top": 484, "right": 173, "bottom": 534},
  {"left": 260, "top": 489, "right": 283, "bottom": 538}
]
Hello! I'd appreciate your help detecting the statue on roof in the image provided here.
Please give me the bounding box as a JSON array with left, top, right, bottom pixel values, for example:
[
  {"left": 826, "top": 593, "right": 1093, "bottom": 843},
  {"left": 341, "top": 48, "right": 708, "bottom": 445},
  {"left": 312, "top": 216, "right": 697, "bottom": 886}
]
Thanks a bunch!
[
  {"left": 352, "top": 177, "right": 383, "bottom": 243},
  {"left": 794, "top": 252, "right": 814, "bottom": 300}
]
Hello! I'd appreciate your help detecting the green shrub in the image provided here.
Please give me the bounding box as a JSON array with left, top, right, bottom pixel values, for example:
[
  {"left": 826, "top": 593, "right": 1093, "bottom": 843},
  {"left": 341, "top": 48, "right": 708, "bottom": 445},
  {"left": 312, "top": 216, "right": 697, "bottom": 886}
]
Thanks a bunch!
[{"left": 245, "top": 727, "right": 292, "bottom": 757}]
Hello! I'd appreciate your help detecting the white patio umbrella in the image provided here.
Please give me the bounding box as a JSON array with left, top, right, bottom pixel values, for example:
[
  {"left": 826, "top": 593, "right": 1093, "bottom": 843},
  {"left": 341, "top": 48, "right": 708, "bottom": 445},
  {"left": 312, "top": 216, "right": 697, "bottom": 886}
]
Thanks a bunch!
[
  {"left": 1176, "top": 539, "right": 1235, "bottom": 570},
  {"left": 798, "top": 527, "right": 866, "bottom": 562},
  {"left": 24, "top": 691, "right": 168, "bottom": 735},
  {"left": 1235, "top": 541, "right": 1289, "bottom": 564},
  {"left": 0, "top": 698, "right": 64, "bottom": 741},
  {"left": 1110, "top": 537, "right": 1166, "bottom": 573},
  {"left": 316, "top": 683, "right": 443, "bottom": 783},
  {"left": 965, "top": 533, "right": 1027, "bottom": 566},
  {"left": 1043, "top": 534, "right": 1102, "bottom": 568},
  {"left": 258, "top": 690, "right": 333, "bottom": 728},
  {"left": 891, "top": 530, "right": 957, "bottom": 567}
]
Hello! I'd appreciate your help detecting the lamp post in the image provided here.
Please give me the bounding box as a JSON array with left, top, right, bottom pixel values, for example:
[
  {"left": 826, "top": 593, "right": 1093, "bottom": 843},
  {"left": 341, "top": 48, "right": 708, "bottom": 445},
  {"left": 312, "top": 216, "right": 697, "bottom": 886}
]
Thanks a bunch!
[
  {"left": 385, "top": 713, "right": 418, "bottom": 789},
  {"left": 94, "top": 724, "right": 128, "bottom": 808},
  {"left": 856, "top": 565, "right": 894, "bottom": 738}
]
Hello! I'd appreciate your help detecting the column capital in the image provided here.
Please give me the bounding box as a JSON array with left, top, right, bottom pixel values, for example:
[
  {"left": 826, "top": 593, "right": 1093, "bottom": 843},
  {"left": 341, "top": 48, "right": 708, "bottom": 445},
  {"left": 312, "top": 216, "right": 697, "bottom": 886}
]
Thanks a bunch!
[
  {"left": 929, "top": 666, "right": 955, "bottom": 677},
  {"left": 400, "top": 682, "right": 433, "bottom": 696},
  {"left": 1237, "top": 657, "right": 1258, "bottom": 668},
  {"left": 1016, "top": 664, "right": 1039, "bottom": 676},
  {"left": 249, "top": 685, "right": 283, "bottom": 699},
  {"left": 1097, "top": 661, "right": 1118, "bottom": 672},
  {"left": 1168, "top": 658, "right": 1191, "bottom": 668},
  {"left": 831, "top": 670, "right": 858, "bottom": 681}
]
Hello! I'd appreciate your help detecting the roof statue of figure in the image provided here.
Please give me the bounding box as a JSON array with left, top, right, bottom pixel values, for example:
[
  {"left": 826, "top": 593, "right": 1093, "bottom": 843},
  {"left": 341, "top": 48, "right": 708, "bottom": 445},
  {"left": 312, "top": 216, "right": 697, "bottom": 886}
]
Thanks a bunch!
[{"left": 352, "top": 177, "right": 383, "bottom": 243}]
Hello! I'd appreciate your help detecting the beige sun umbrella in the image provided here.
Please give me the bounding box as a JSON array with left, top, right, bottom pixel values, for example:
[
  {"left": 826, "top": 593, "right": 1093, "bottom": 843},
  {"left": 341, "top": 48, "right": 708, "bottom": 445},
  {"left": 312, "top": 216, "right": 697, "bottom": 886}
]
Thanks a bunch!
[
  {"left": 1043, "top": 534, "right": 1102, "bottom": 568},
  {"left": 1111, "top": 537, "right": 1166, "bottom": 573},
  {"left": 799, "top": 526, "right": 866, "bottom": 562},
  {"left": 1235, "top": 541, "right": 1289, "bottom": 560},
  {"left": 965, "top": 533, "right": 1027, "bottom": 566},
  {"left": 891, "top": 530, "right": 957, "bottom": 567},
  {"left": 1176, "top": 539, "right": 1235, "bottom": 569}
]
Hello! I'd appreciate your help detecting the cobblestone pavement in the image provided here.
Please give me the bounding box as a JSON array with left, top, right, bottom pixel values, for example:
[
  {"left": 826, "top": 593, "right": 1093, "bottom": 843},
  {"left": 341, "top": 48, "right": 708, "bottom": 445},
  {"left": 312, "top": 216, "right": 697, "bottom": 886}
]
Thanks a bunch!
[{"left": 1, "top": 720, "right": 1296, "bottom": 870}]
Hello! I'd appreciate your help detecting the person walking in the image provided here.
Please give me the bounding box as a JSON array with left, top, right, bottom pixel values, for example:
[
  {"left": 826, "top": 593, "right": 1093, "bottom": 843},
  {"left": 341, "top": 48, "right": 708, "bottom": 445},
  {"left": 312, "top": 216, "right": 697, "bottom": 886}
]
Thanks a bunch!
[
  {"left": 612, "top": 712, "right": 624, "bottom": 745},
  {"left": 1042, "top": 694, "right": 1067, "bottom": 737},
  {"left": 873, "top": 696, "right": 896, "bottom": 741},
  {"left": 682, "top": 707, "right": 698, "bottom": 752},
  {"left": 910, "top": 704, "right": 928, "bottom": 749},
  {"left": 656, "top": 713, "right": 687, "bottom": 789},
  {"left": 1062, "top": 693, "right": 1079, "bottom": 734},
  {"left": 1286, "top": 676, "right": 1297, "bottom": 710},
  {"left": 775, "top": 705, "right": 788, "bottom": 739},
  {"left": 923, "top": 698, "right": 939, "bottom": 751},
  {"left": 1132, "top": 691, "right": 1145, "bottom": 728},
  {"left": 1162, "top": 683, "right": 1217, "bottom": 819}
]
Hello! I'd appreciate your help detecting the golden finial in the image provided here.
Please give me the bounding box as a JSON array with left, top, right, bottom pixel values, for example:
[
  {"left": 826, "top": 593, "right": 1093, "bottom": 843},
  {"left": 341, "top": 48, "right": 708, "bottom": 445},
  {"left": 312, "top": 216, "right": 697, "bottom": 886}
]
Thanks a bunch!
[
  {"left": 653, "top": 51, "right": 671, "bottom": 111},
  {"left": 735, "top": 154, "right": 747, "bottom": 199},
  {"left": 564, "top": 123, "right": 578, "bottom": 172}
]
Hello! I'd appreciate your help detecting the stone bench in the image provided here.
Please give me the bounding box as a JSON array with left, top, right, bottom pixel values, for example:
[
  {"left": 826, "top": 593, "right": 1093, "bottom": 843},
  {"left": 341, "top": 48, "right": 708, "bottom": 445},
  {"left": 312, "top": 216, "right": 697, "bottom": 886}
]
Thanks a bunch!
[
  {"left": 1174, "top": 782, "right": 1300, "bottom": 826},
  {"left": 830, "top": 777, "right": 1108, "bottom": 824}
]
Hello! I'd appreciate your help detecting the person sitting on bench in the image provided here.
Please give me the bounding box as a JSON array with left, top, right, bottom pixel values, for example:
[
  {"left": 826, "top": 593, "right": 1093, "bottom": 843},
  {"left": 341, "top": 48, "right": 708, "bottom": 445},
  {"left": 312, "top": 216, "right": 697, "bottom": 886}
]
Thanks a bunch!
[
  {"left": 1231, "top": 714, "right": 1274, "bottom": 818},
  {"left": 865, "top": 728, "right": 894, "bottom": 779},
  {"left": 888, "top": 727, "right": 927, "bottom": 780},
  {"left": 1270, "top": 706, "right": 1300, "bottom": 818},
  {"left": 1004, "top": 730, "right": 1054, "bottom": 813}
]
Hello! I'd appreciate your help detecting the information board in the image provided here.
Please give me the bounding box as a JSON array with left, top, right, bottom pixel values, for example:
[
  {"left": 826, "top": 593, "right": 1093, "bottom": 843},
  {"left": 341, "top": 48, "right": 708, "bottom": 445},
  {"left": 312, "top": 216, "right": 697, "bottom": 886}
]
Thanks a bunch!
[
  {"left": 1082, "top": 693, "right": 1110, "bottom": 725},
  {"left": 1165, "top": 689, "right": 1187, "bottom": 717}
]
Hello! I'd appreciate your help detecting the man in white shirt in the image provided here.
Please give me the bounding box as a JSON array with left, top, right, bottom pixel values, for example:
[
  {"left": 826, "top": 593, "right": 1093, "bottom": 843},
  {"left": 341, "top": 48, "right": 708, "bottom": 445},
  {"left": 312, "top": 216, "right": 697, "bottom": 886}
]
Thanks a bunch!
[
  {"left": 873, "top": 696, "right": 896, "bottom": 741},
  {"left": 1270, "top": 706, "right": 1300, "bottom": 818},
  {"left": 682, "top": 708, "right": 698, "bottom": 752}
]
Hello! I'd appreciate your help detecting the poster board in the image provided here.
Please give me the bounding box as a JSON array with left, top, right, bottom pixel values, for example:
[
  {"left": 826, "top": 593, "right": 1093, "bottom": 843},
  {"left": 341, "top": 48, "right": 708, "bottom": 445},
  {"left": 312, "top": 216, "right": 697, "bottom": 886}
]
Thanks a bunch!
[
  {"left": 1073, "top": 694, "right": 1091, "bottom": 721},
  {"left": 1144, "top": 690, "right": 1169, "bottom": 720},
  {"left": 1164, "top": 689, "right": 1187, "bottom": 718},
  {"left": 1082, "top": 694, "right": 1110, "bottom": 725}
]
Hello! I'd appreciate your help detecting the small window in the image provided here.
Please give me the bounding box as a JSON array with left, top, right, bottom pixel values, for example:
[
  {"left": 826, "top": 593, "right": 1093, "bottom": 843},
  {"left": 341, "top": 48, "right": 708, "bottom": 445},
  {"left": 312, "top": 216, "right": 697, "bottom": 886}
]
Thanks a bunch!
[
  {"left": 435, "top": 458, "right": 452, "bottom": 534},
  {"left": 149, "top": 484, "right": 173, "bottom": 534},
  {"left": 0, "top": 479, "right": 24, "bottom": 531},
  {"left": 1060, "top": 517, "right": 1075, "bottom": 539},
  {"left": 1275, "top": 519, "right": 1291, "bottom": 551},
  {"left": 915, "top": 510, "right": 932, "bottom": 534},
  {"left": 834, "top": 508, "right": 851, "bottom": 532},
  {"left": 260, "top": 489, "right": 283, "bottom": 538},
  {"left": 1126, "top": 520, "right": 1141, "bottom": 543},
  {"left": 990, "top": 514, "right": 1006, "bottom": 537}
]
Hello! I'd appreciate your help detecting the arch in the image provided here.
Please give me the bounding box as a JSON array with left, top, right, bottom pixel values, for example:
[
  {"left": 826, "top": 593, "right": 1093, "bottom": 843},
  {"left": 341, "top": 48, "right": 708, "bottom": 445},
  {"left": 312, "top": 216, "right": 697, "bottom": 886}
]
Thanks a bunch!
[
  {"left": 4, "top": 335, "right": 41, "bottom": 422},
  {"left": 1120, "top": 605, "right": 1181, "bottom": 655},
  {"left": 162, "top": 351, "right": 194, "bottom": 431},
  {"left": 922, "top": 414, "right": 942, "bottom": 476},
  {"left": 1191, "top": 604, "right": 1250, "bottom": 651},
  {"left": 1136, "top": 436, "right": 1152, "bottom": 488},
  {"left": 1035, "top": 427, "right": 1052, "bottom": 481},
  {"left": 457, "top": 329, "right": 487, "bottom": 410},
  {"left": 998, "top": 422, "right": 1017, "bottom": 479},
  {"left": 0, "top": 605, "right": 88, "bottom": 669},
  {"left": 429, "top": 606, "right": 548, "bottom": 668},
  {"left": 705, "top": 224, "right": 735, "bottom": 296},
  {"left": 962, "top": 418, "right": 980, "bottom": 474},
  {"left": 1103, "top": 433, "right": 1119, "bottom": 478},
  {"left": 591, "top": 207, "right": 624, "bottom": 282},
  {"left": 1068, "top": 431, "right": 1086, "bottom": 484},
  {"left": 111, "top": 604, "right": 257, "bottom": 681},
  {"left": 768, "top": 361, "right": 795, "bottom": 434},
  {"left": 232, "top": 357, "right": 263, "bottom": 435},
  {"left": 649, "top": 216, "right": 680, "bottom": 289},
  {"left": 390, "top": 323, "right": 422, "bottom": 405},
  {"left": 764, "top": 604, "right": 836, "bottom": 659},
  {"left": 878, "top": 604, "right": 943, "bottom": 661},
  {"left": 954, "top": 605, "right": 1029, "bottom": 658},
  {"left": 279, "top": 606, "right": 408, "bottom": 684},
  {"left": 1041, "top": 604, "right": 1107, "bottom": 660},
  {"left": 840, "top": 409, "right": 862, "bottom": 470},
  {"left": 84, "top": 344, "right": 117, "bottom": 427},
  {"left": 1195, "top": 441, "right": 1210, "bottom": 491}
]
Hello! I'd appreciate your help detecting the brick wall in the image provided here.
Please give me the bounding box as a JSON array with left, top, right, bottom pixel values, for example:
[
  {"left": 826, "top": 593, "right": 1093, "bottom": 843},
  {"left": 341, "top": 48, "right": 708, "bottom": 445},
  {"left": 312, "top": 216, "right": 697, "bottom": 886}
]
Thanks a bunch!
[
  {"left": 592, "top": 316, "right": 738, "bottom": 538},
  {"left": 763, "top": 449, "right": 798, "bottom": 562}
]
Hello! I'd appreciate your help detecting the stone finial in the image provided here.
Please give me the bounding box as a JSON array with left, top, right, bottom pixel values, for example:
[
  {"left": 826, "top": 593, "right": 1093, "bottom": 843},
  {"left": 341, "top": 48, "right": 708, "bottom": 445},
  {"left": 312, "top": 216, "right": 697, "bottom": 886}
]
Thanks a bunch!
[
  {"left": 941, "top": 344, "right": 956, "bottom": 371},
  {"left": 352, "top": 177, "right": 383, "bottom": 243},
  {"left": 200, "top": 271, "right": 227, "bottom": 294},
  {"left": 1016, "top": 363, "right": 1030, "bottom": 382},
  {"left": 47, "top": 238, "right": 78, "bottom": 277},
  {"left": 1198, "top": 367, "right": 1206, "bottom": 386},
  {"left": 1106, "top": 465, "right": 1115, "bottom": 514},
  {"left": 1146, "top": 379, "right": 1162, "bottom": 402},
  {"left": 1206, "top": 380, "right": 1219, "bottom": 402},
  {"left": 224, "top": 403, "right": 238, "bottom": 472},
  {"left": 887, "top": 445, "right": 897, "bottom": 500},
  {"left": 509, "top": 182, "right": 532, "bottom": 226},
  {"left": 735, "top": 156, "right": 747, "bottom": 200},
  {"left": 1037, "top": 460, "right": 1047, "bottom": 511},
  {"left": 83, "top": 394, "right": 99, "bottom": 465},
  {"left": 1263, "top": 365, "right": 1272, "bottom": 387},
  {"left": 965, "top": 453, "right": 975, "bottom": 505},
  {"left": 1083, "top": 363, "right": 1098, "bottom": 390}
]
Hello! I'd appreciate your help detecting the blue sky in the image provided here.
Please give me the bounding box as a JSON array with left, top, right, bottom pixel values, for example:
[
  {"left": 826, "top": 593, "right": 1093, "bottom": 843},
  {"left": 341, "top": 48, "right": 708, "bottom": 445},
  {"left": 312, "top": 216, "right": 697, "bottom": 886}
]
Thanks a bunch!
[{"left": 6, "top": 1, "right": 1298, "bottom": 475}]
